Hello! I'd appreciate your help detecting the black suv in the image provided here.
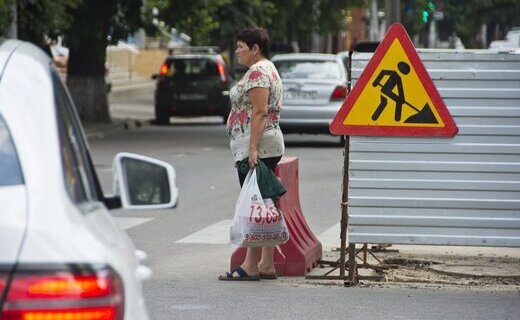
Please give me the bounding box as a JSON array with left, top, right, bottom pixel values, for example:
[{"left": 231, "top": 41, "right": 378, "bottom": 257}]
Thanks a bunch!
[{"left": 152, "top": 48, "right": 231, "bottom": 124}]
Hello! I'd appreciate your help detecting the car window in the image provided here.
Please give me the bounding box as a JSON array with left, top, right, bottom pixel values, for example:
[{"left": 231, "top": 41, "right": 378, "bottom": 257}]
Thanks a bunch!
[
  {"left": 0, "top": 114, "right": 23, "bottom": 186},
  {"left": 274, "top": 60, "right": 341, "bottom": 79},
  {"left": 168, "top": 58, "right": 218, "bottom": 77},
  {"left": 52, "top": 71, "right": 98, "bottom": 204}
]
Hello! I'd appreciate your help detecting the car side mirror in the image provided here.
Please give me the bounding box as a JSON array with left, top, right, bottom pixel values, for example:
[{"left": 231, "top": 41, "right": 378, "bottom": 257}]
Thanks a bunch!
[
  {"left": 151, "top": 74, "right": 158, "bottom": 80},
  {"left": 112, "top": 152, "right": 178, "bottom": 209}
]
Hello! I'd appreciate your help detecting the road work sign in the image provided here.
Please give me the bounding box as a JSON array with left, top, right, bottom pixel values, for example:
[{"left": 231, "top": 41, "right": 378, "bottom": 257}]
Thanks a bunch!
[{"left": 330, "top": 23, "right": 458, "bottom": 137}]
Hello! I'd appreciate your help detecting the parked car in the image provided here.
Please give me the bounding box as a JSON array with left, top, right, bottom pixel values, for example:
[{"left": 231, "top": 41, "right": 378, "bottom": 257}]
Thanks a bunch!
[
  {"left": 271, "top": 53, "right": 347, "bottom": 135},
  {"left": 152, "top": 48, "right": 231, "bottom": 124},
  {"left": 0, "top": 39, "right": 178, "bottom": 319}
]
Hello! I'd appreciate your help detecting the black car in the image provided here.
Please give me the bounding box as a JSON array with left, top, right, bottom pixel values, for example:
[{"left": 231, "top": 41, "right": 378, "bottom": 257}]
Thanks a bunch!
[{"left": 152, "top": 50, "right": 231, "bottom": 124}]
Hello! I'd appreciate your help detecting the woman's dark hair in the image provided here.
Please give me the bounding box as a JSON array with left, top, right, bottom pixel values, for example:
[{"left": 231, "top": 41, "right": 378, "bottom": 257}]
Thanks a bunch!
[{"left": 236, "top": 27, "right": 270, "bottom": 58}]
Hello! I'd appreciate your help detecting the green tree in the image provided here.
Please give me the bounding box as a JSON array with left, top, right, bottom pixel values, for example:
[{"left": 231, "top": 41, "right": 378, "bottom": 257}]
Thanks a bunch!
[
  {"left": 269, "top": 0, "right": 363, "bottom": 52},
  {"left": 0, "top": 0, "right": 141, "bottom": 122},
  {"left": 0, "top": 0, "right": 80, "bottom": 51},
  {"left": 65, "top": 0, "right": 142, "bottom": 122},
  {"left": 155, "top": 0, "right": 275, "bottom": 69},
  {"left": 209, "top": 0, "right": 275, "bottom": 63},
  {"left": 0, "top": 0, "right": 14, "bottom": 34},
  {"left": 159, "top": 0, "right": 220, "bottom": 45},
  {"left": 442, "top": 0, "right": 520, "bottom": 48},
  {"left": 133, "top": 0, "right": 362, "bottom": 62},
  {"left": 17, "top": 0, "right": 79, "bottom": 46},
  {"left": 401, "top": 0, "right": 520, "bottom": 48},
  {"left": 401, "top": 0, "right": 428, "bottom": 44}
]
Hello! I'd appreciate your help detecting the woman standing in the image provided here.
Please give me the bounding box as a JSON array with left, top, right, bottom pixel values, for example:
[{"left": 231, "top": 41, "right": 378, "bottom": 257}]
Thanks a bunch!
[{"left": 219, "top": 28, "right": 285, "bottom": 281}]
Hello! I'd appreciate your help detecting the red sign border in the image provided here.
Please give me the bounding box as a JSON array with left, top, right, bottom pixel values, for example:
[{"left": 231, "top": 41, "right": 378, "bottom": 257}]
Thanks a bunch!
[{"left": 330, "top": 23, "right": 458, "bottom": 137}]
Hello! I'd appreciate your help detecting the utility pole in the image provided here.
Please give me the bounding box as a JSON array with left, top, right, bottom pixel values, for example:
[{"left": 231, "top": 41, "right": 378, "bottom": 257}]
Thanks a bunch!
[
  {"left": 312, "top": 0, "right": 321, "bottom": 52},
  {"left": 6, "top": 0, "right": 17, "bottom": 38},
  {"left": 385, "top": 0, "right": 401, "bottom": 26},
  {"left": 428, "top": 17, "right": 437, "bottom": 48},
  {"left": 369, "top": 0, "right": 379, "bottom": 41}
]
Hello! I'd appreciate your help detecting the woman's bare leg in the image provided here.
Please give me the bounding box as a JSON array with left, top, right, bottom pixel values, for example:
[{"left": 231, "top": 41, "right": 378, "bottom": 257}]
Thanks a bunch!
[
  {"left": 258, "top": 246, "right": 276, "bottom": 275},
  {"left": 240, "top": 247, "right": 260, "bottom": 276}
]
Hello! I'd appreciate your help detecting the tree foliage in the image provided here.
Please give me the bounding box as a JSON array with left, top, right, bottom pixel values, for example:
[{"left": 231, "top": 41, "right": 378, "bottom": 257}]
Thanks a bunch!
[
  {"left": 0, "top": 0, "right": 13, "bottom": 33},
  {"left": 0, "top": 0, "right": 80, "bottom": 50},
  {"left": 401, "top": 0, "right": 520, "bottom": 48},
  {"left": 149, "top": 0, "right": 356, "bottom": 54},
  {"left": 401, "top": 0, "right": 428, "bottom": 42},
  {"left": 7, "top": 0, "right": 516, "bottom": 121},
  {"left": 442, "top": 0, "right": 520, "bottom": 47}
]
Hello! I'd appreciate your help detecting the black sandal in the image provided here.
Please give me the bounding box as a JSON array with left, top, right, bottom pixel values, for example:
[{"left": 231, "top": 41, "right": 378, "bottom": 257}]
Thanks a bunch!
[{"left": 218, "top": 267, "right": 261, "bottom": 281}]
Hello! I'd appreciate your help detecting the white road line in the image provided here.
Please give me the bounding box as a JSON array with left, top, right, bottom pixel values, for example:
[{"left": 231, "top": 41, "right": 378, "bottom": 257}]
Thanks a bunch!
[
  {"left": 175, "top": 220, "right": 231, "bottom": 244},
  {"left": 174, "top": 219, "right": 342, "bottom": 248},
  {"left": 114, "top": 217, "right": 154, "bottom": 230}
]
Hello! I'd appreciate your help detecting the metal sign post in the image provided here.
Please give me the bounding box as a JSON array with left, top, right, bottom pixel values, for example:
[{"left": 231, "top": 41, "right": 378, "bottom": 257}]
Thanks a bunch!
[
  {"left": 305, "top": 51, "right": 391, "bottom": 285},
  {"left": 306, "top": 51, "right": 357, "bottom": 284}
]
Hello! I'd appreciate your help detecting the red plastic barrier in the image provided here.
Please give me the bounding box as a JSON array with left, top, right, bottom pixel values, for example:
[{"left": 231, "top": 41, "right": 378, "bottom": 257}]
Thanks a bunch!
[{"left": 230, "top": 156, "right": 322, "bottom": 276}]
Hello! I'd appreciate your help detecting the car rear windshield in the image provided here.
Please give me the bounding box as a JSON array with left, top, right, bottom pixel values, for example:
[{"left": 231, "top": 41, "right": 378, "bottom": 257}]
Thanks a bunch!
[
  {"left": 274, "top": 60, "right": 341, "bottom": 79},
  {"left": 166, "top": 58, "right": 219, "bottom": 77},
  {"left": 0, "top": 114, "right": 23, "bottom": 186}
]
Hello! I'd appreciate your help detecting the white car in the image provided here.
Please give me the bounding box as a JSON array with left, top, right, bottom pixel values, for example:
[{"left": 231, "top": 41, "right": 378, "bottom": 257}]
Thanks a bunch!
[{"left": 0, "top": 39, "right": 178, "bottom": 319}]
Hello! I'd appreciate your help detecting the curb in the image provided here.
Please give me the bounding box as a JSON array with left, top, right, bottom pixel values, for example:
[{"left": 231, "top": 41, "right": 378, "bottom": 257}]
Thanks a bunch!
[{"left": 83, "top": 118, "right": 145, "bottom": 139}]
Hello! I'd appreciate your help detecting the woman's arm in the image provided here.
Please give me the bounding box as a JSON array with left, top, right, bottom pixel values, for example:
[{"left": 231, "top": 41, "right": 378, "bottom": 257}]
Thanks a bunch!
[{"left": 247, "top": 87, "right": 269, "bottom": 168}]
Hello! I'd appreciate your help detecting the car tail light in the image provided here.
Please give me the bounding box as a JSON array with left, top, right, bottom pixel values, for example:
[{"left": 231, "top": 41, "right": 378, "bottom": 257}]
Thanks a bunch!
[
  {"left": 330, "top": 85, "right": 347, "bottom": 101},
  {"left": 1, "top": 266, "right": 124, "bottom": 320},
  {"left": 159, "top": 63, "right": 169, "bottom": 76},
  {"left": 217, "top": 62, "right": 227, "bottom": 82}
]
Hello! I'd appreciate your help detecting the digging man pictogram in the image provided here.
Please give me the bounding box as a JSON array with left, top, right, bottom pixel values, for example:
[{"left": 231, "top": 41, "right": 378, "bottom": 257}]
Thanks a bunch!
[{"left": 371, "top": 61, "right": 438, "bottom": 124}]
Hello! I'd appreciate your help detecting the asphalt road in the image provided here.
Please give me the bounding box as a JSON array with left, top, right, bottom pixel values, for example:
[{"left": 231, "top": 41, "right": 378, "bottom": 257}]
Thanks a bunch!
[{"left": 86, "top": 98, "right": 520, "bottom": 320}]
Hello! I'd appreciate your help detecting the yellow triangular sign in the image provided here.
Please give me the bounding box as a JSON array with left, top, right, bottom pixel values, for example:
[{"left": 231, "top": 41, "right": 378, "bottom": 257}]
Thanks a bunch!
[{"left": 330, "top": 23, "right": 457, "bottom": 137}]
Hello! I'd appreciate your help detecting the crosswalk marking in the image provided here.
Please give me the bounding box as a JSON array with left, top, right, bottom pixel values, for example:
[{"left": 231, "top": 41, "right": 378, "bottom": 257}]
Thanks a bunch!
[
  {"left": 175, "top": 220, "right": 231, "bottom": 244},
  {"left": 114, "top": 217, "right": 154, "bottom": 230},
  {"left": 173, "top": 219, "right": 342, "bottom": 248}
]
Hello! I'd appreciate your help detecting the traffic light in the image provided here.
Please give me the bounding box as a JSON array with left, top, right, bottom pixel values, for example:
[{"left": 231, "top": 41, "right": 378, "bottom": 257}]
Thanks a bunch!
[
  {"left": 422, "top": 10, "right": 429, "bottom": 23},
  {"left": 422, "top": 0, "right": 435, "bottom": 23}
]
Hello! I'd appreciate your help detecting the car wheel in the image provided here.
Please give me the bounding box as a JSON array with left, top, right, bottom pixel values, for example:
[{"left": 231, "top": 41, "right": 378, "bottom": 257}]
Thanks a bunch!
[{"left": 154, "top": 105, "right": 170, "bottom": 125}]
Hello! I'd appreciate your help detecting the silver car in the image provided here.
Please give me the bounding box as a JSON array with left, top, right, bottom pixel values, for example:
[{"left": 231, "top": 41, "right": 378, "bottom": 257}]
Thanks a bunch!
[{"left": 272, "top": 53, "right": 347, "bottom": 135}]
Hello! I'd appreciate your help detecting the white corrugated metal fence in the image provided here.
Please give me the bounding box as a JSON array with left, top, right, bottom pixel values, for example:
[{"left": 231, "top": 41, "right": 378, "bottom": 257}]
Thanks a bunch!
[{"left": 348, "top": 51, "right": 520, "bottom": 247}]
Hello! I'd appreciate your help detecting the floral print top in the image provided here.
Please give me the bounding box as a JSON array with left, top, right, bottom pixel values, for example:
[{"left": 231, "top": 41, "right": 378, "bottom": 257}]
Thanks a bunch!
[{"left": 226, "top": 59, "right": 285, "bottom": 162}]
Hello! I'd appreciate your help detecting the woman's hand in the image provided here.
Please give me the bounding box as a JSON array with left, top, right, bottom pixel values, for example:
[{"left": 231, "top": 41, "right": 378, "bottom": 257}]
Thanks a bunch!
[{"left": 249, "top": 149, "right": 259, "bottom": 168}]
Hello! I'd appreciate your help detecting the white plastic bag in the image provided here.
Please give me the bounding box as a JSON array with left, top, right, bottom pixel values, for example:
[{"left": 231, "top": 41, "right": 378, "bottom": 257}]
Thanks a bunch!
[{"left": 230, "top": 169, "right": 289, "bottom": 247}]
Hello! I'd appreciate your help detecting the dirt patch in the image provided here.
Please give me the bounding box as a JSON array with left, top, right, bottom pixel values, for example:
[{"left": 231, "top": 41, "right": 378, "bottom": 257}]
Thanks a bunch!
[{"left": 301, "top": 248, "right": 520, "bottom": 291}]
